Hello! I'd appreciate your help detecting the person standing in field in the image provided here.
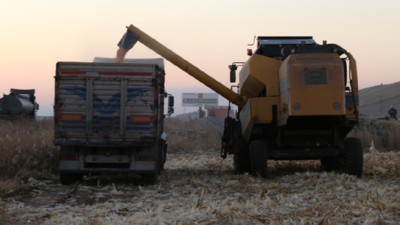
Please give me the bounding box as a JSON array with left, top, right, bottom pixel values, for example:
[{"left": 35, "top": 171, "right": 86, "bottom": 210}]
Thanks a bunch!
[{"left": 388, "top": 105, "right": 397, "bottom": 120}]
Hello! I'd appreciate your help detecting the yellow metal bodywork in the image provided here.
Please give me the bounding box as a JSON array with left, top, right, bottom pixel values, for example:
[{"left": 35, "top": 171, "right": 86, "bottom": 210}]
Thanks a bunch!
[
  {"left": 239, "top": 54, "right": 281, "bottom": 97},
  {"left": 279, "top": 53, "right": 345, "bottom": 120},
  {"left": 237, "top": 54, "right": 281, "bottom": 140},
  {"left": 238, "top": 52, "right": 360, "bottom": 140},
  {"left": 124, "top": 24, "right": 360, "bottom": 141},
  {"left": 345, "top": 53, "right": 360, "bottom": 122},
  {"left": 239, "top": 97, "right": 280, "bottom": 140},
  {"left": 127, "top": 25, "right": 246, "bottom": 108}
]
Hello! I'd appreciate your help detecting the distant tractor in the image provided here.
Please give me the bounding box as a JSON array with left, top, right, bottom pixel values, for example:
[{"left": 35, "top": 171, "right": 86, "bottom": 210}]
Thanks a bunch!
[
  {"left": 0, "top": 89, "right": 38, "bottom": 120},
  {"left": 115, "top": 25, "right": 363, "bottom": 178}
]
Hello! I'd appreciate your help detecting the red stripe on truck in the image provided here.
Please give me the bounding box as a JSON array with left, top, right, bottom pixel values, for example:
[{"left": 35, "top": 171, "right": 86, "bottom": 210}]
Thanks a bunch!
[
  {"left": 60, "top": 113, "right": 84, "bottom": 122},
  {"left": 61, "top": 72, "right": 86, "bottom": 75},
  {"left": 60, "top": 155, "right": 78, "bottom": 161},
  {"left": 99, "top": 72, "right": 152, "bottom": 76},
  {"left": 61, "top": 72, "right": 152, "bottom": 76}
]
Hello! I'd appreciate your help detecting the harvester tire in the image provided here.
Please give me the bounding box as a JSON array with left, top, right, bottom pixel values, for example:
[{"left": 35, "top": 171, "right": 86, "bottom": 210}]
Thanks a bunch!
[
  {"left": 234, "top": 149, "right": 251, "bottom": 174},
  {"left": 157, "top": 144, "right": 163, "bottom": 174},
  {"left": 60, "top": 173, "right": 83, "bottom": 185},
  {"left": 249, "top": 140, "right": 267, "bottom": 178},
  {"left": 159, "top": 140, "right": 167, "bottom": 172},
  {"left": 344, "top": 137, "right": 363, "bottom": 177},
  {"left": 233, "top": 123, "right": 251, "bottom": 174}
]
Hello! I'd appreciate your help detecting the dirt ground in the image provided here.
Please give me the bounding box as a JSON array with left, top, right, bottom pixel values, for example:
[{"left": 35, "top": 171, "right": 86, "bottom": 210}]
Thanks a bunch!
[{"left": 1, "top": 151, "right": 400, "bottom": 225}]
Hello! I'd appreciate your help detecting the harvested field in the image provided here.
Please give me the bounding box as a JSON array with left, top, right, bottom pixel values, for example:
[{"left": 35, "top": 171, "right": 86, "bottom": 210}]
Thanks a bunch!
[
  {"left": 1, "top": 119, "right": 400, "bottom": 224},
  {"left": 1, "top": 147, "right": 400, "bottom": 224}
]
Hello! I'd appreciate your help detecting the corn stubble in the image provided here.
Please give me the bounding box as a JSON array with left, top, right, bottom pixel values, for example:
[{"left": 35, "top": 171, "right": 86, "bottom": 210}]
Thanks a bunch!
[
  {"left": 0, "top": 118, "right": 399, "bottom": 224},
  {"left": 0, "top": 119, "right": 58, "bottom": 196}
]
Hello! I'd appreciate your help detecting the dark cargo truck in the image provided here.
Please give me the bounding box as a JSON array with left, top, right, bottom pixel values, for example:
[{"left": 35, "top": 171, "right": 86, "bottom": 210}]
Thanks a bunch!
[
  {"left": 54, "top": 59, "right": 171, "bottom": 185},
  {"left": 0, "top": 89, "right": 38, "bottom": 120}
]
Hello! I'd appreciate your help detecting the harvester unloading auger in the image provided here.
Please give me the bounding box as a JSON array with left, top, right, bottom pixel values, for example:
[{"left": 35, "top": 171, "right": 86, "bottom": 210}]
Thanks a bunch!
[
  {"left": 115, "top": 25, "right": 246, "bottom": 109},
  {"left": 117, "top": 24, "right": 362, "bottom": 178}
]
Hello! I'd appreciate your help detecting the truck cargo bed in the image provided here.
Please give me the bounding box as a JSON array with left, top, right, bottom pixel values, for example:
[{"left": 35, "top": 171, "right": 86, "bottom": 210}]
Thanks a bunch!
[{"left": 54, "top": 62, "right": 165, "bottom": 146}]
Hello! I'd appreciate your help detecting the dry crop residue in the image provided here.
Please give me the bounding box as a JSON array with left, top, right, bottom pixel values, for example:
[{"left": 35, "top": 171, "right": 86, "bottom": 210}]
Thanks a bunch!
[{"left": 2, "top": 150, "right": 400, "bottom": 225}]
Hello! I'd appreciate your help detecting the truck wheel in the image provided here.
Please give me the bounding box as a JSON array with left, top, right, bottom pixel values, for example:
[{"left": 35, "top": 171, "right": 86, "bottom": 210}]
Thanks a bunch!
[
  {"left": 249, "top": 140, "right": 267, "bottom": 178},
  {"left": 141, "top": 172, "right": 158, "bottom": 185},
  {"left": 344, "top": 137, "right": 363, "bottom": 177},
  {"left": 60, "top": 173, "right": 83, "bottom": 185},
  {"left": 233, "top": 124, "right": 251, "bottom": 174},
  {"left": 320, "top": 158, "right": 339, "bottom": 172}
]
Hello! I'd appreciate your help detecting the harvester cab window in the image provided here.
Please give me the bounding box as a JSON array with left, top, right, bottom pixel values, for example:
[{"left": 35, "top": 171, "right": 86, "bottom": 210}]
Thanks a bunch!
[{"left": 255, "top": 36, "right": 316, "bottom": 60}]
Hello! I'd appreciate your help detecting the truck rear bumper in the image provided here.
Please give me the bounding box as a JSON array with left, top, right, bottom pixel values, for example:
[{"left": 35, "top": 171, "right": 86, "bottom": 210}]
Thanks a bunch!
[
  {"left": 268, "top": 147, "right": 344, "bottom": 160},
  {"left": 54, "top": 139, "right": 154, "bottom": 147},
  {"left": 58, "top": 145, "right": 157, "bottom": 173},
  {"left": 58, "top": 161, "right": 156, "bottom": 173}
]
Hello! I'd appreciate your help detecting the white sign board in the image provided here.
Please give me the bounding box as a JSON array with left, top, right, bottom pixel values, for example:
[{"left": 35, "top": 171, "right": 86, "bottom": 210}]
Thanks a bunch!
[{"left": 182, "top": 93, "right": 219, "bottom": 107}]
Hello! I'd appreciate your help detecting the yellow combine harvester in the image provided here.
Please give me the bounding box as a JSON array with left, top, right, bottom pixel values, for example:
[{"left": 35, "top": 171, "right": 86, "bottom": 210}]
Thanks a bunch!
[{"left": 118, "top": 25, "right": 362, "bottom": 178}]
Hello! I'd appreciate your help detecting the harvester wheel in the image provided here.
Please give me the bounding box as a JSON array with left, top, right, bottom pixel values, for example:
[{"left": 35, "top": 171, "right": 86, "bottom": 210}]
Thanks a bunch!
[
  {"left": 60, "top": 173, "right": 83, "bottom": 185},
  {"left": 249, "top": 140, "right": 268, "bottom": 178},
  {"left": 159, "top": 140, "right": 167, "bottom": 172},
  {"left": 233, "top": 124, "right": 251, "bottom": 174},
  {"left": 157, "top": 144, "right": 163, "bottom": 174},
  {"left": 161, "top": 144, "right": 167, "bottom": 171},
  {"left": 234, "top": 149, "right": 251, "bottom": 174},
  {"left": 344, "top": 137, "right": 363, "bottom": 177}
]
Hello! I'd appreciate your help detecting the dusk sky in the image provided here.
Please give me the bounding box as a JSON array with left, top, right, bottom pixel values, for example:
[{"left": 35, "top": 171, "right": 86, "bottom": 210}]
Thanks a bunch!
[{"left": 1, "top": 0, "right": 399, "bottom": 115}]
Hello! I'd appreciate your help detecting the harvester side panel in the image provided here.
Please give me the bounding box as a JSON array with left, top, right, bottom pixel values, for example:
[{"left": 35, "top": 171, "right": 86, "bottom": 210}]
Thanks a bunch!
[
  {"left": 239, "top": 54, "right": 281, "bottom": 97},
  {"left": 239, "top": 97, "right": 280, "bottom": 141},
  {"left": 279, "top": 53, "right": 345, "bottom": 122},
  {"left": 345, "top": 53, "right": 360, "bottom": 122}
]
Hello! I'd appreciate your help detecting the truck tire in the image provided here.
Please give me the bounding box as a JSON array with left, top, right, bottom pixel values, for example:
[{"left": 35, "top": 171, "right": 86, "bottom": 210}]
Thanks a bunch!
[
  {"left": 233, "top": 124, "right": 251, "bottom": 174},
  {"left": 320, "top": 158, "right": 339, "bottom": 172},
  {"left": 344, "top": 137, "right": 363, "bottom": 177},
  {"left": 60, "top": 173, "right": 83, "bottom": 185},
  {"left": 249, "top": 140, "right": 268, "bottom": 178},
  {"left": 141, "top": 172, "right": 158, "bottom": 185}
]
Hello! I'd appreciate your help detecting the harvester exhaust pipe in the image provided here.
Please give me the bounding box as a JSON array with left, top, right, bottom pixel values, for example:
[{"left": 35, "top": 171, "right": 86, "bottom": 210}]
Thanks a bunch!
[{"left": 114, "top": 24, "right": 246, "bottom": 108}]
